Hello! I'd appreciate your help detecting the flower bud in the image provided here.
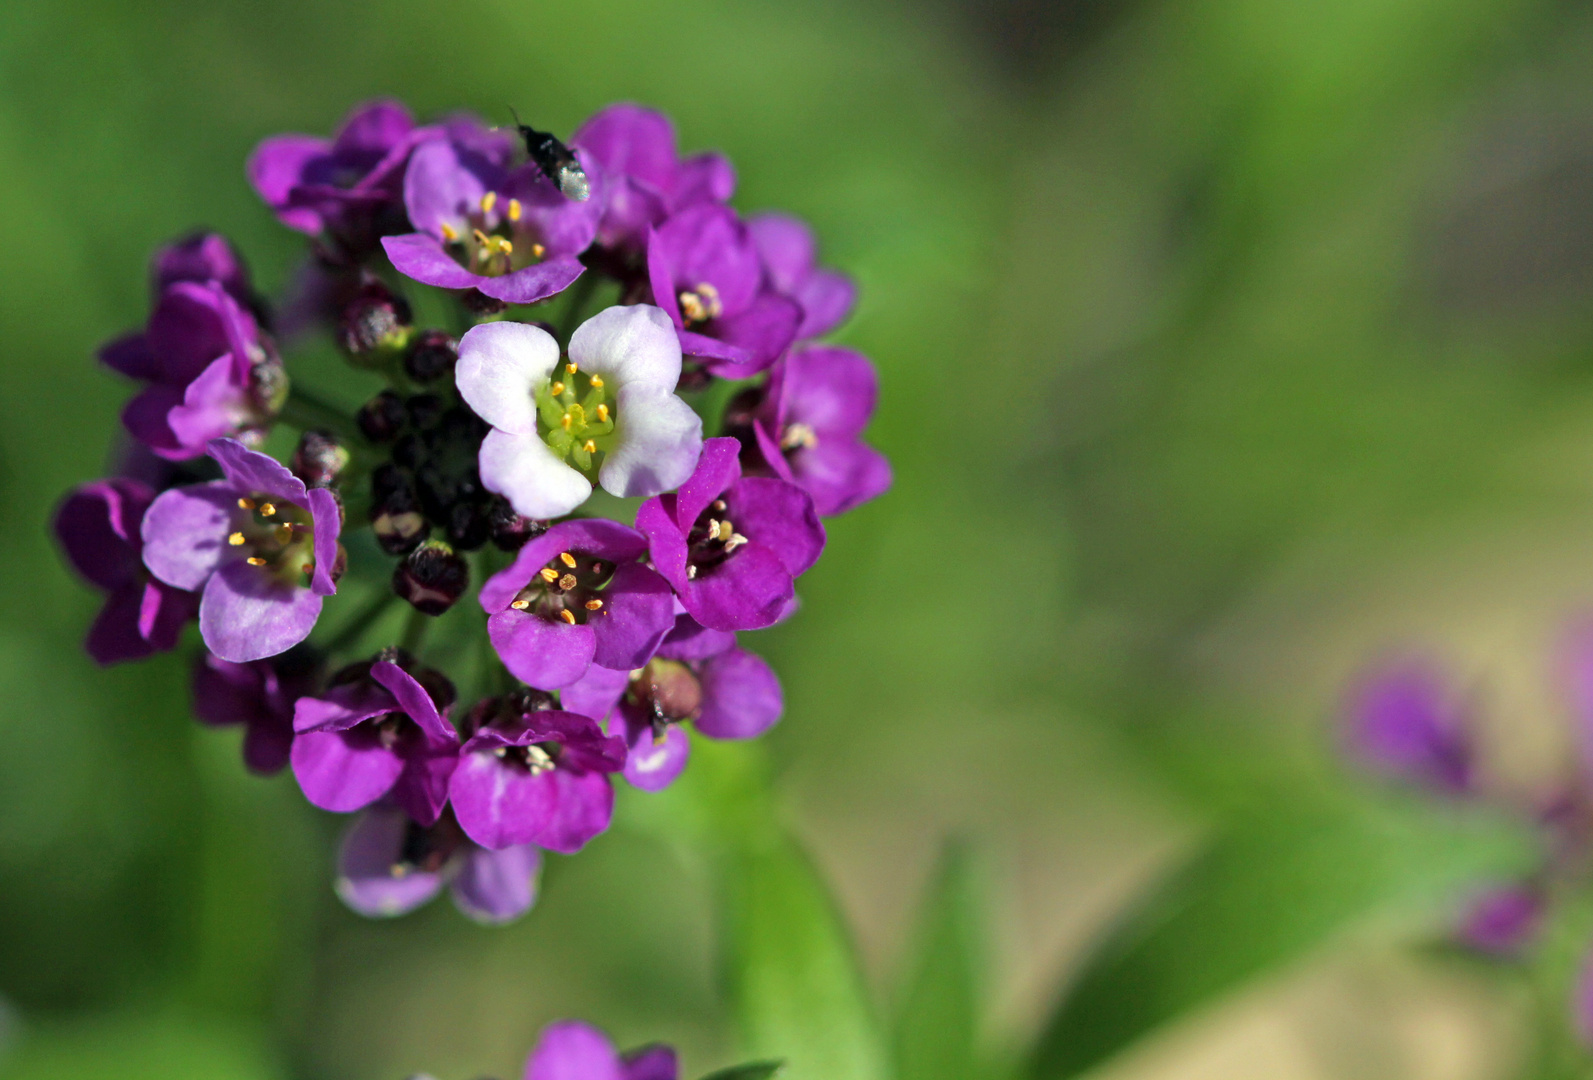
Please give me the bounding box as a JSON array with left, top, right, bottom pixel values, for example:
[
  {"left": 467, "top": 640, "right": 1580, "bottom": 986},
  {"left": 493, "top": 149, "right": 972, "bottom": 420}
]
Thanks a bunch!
[
  {"left": 404, "top": 331, "right": 459, "bottom": 384},
  {"left": 370, "top": 464, "right": 429, "bottom": 555},
  {"left": 445, "top": 499, "right": 491, "bottom": 551},
  {"left": 487, "top": 495, "right": 546, "bottom": 551},
  {"left": 630, "top": 659, "right": 703, "bottom": 721},
  {"left": 392, "top": 540, "right": 469, "bottom": 616},
  {"left": 291, "top": 430, "right": 349, "bottom": 487},
  {"left": 405, "top": 393, "right": 445, "bottom": 431},
  {"left": 357, "top": 390, "right": 407, "bottom": 443},
  {"left": 337, "top": 276, "right": 413, "bottom": 358},
  {"left": 460, "top": 289, "right": 508, "bottom": 315}
]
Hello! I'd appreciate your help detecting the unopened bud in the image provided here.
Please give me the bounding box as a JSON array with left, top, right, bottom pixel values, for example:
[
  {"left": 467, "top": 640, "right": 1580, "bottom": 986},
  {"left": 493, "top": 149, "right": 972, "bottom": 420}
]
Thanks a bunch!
[
  {"left": 405, "top": 393, "right": 445, "bottom": 431},
  {"left": 487, "top": 495, "right": 547, "bottom": 551},
  {"left": 370, "top": 465, "right": 429, "bottom": 555},
  {"left": 291, "top": 430, "right": 349, "bottom": 487},
  {"left": 460, "top": 289, "right": 508, "bottom": 315},
  {"left": 337, "top": 276, "right": 413, "bottom": 358},
  {"left": 630, "top": 659, "right": 703, "bottom": 721},
  {"left": 357, "top": 390, "right": 407, "bottom": 443},
  {"left": 404, "top": 331, "right": 459, "bottom": 384},
  {"left": 393, "top": 540, "right": 469, "bottom": 616}
]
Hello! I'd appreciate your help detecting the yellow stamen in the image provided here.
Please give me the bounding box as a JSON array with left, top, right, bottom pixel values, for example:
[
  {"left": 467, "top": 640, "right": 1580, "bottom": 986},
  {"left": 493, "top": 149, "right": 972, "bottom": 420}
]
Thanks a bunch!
[
  {"left": 258, "top": 503, "right": 276, "bottom": 517},
  {"left": 539, "top": 567, "right": 560, "bottom": 583},
  {"left": 566, "top": 362, "right": 578, "bottom": 374},
  {"left": 558, "top": 552, "right": 577, "bottom": 568},
  {"left": 440, "top": 222, "right": 459, "bottom": 242},
  {"left": 497, "top": 237, "right": 513, "bottom": 255},
  {"left": 558, "top": 573, "right": 578, "bottom": 591},
  {"left": 716, "top": 520, "right": 734, "bottom": 543},
  {"left": 480, "top": 190, "right": 498, "bottom": 214},
  {"left": 246, "top": 556, "right": 267, "bottom": 566},
  {"left": 558, "top": 609, "right": 577, "bottom": 625},
  {"left": 550, "top": 381, "right": 565, "bottom": 396},
  {"left": 582, "top": 438, "right": 597, "bottom": 454},
  {"left": 237, "top": 497, "right": 255, "bottom": 510},
  {"left": 584, "top": 598, "right": 603, "bottom": 611},
  {"left": 531, "top": 243, "right": 545, "bottom": 258},
  {"left": 228, "top": 531, "right": 247, "bottom": 546},
  {"left": 595, "top": 404, "right": 609, "bottom": 423},
  {"left": 510, "top": 599, "right": 531, "bottom": 611},
  {"left": 507, "top": 198, "right": 522, "bottom": 222},
  {"left": 589, "top": 374, "right": 603, "bottom": 388},
  {"left": 560, "top": 412, "right": 572, "bottom": 431}
]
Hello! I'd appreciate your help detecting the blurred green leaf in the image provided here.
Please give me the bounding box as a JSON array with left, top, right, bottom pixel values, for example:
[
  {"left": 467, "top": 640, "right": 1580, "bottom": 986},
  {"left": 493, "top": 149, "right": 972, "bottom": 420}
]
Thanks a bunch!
[
  {"left": 696, "top": 1061, "right": 785, "bottom": 1080},
  {"left": 723, "top": 835, "right": 887, "bottom": 1080},
  {"left": 893, "top": 842, "right": 985, "bottom": 1080},
  {"left": 1029, "top": 791, "right": 1536, "bottom": 1079}
]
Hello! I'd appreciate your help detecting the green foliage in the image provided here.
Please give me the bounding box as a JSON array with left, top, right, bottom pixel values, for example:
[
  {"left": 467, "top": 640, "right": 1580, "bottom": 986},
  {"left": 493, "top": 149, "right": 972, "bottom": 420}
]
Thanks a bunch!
[
  {"left": 696, "top": 1062, "right": 785, "bottom": 1080},
  {"left": 893, "top": 843, "right": 987, "bottom": 1080}
]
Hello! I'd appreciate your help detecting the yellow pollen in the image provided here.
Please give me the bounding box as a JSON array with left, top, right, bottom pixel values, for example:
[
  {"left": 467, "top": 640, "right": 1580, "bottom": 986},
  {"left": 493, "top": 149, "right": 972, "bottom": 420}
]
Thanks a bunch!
[
  {"left": 550, "top": 381, "right": 565, "bottom": 396},
  {"left": 510, "top": 599, "right": 531, "bottom": 611},
  {"left": 440, "top": 222, "right": 459, "bottom": 242},
  {"left": 582, "top": 439, "right": 597, "bottom": 454},
  {"left": 566, "top": 362, "right": 578, "bottom": 374},
  {"left": 480, "top": 190, "right": 497, "bottom": 214},
  {"left": 497, "top": 237, "right": 513, "bottom": 255},
  {"left": 539, "top": 567, "right": 560, "bottom": 583},
  {"left": 228, "top": 531, "right": 247, "bottom": 546},
  {"left": 531, "top": 243, "right": 545, "bottom": 258},
  {"left": 558, "top": 609, "right": 577, "bottom": 625},
  {"left": 507, "top": 198, "right": 522, "bottom": 222},
  {"left": 390, "top": 863, "right": 410, "bottom": 879},
  {"left": 558, "top": 552, "right": 578, "bottom": 568},
  {"left": 246, "top": 556, "right": 267, "bottom": 566},
  {"left": 237, "top": 497, "right": 255, "bottom": 510},
  {"left": 258, "top": 503, "right": 276, "bottom": 517},
  {"left": 589, "top": 374, "right": 603, "bottom": 388},
  {"left": 595, "top": 404, "right": 609, "bottom": 423},
  {"left": 585, "top": 599, "right": 603, "bottom": 611},
  {"left": 472, "top": 228, "right": 490, "bottom": 249},
  {"left": 560, "top": 412, "right": 573, "bottom": 430},
  {"left": 716, "top": 520, "right": 735, "bottom": 542},
  {"left": 558, "top": 572, "right": 578, "bottom": 591}
]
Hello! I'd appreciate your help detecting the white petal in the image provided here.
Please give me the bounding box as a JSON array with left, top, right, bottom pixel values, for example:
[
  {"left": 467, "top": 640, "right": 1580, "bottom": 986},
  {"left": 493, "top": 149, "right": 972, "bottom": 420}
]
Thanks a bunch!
[
  {"left": 456, "top": 321, "right": 558, "bottom": 435},
  {"left": 568, "top": 304, "right": 682, "bottom": 391},
  {"left": 479, "top": 428, "right": 591, "bottom": 518},
  {"left": 599, "top": 385, "right": 704, "bottom": 498}
]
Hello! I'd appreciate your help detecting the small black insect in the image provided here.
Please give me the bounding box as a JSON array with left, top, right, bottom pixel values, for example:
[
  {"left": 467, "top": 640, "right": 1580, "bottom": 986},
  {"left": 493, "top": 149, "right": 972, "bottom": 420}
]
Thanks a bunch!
[{"left": 509, "top": 108, "right": 590, "bottom": 202}]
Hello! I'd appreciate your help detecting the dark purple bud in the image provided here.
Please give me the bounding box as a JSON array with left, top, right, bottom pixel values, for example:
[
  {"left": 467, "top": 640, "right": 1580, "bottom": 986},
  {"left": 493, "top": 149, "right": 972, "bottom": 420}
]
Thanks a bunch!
[
  {"left": 370, "top": 464, "right": 429, "bottom": 555},
  {"left": 487, "top": 495, "right": 546, "bottom": 551},
  {"left": 391, "top": 432, "right": 425, "bottom": 471},
  {"left": 357, "top": 390, "right": 407, "bottom": 443},
  {"left": 445, "top": 499, "right": 491, "bottom": 551},
  {"left": 460, "top": 289, "right": 508, "bottom": 315},
  {"left": 393, "top": 540, "right": 469, "bottom": 615},
  {"left": 291, "top": 430, "right": 350, "bottom": 488},
  {"left": 337, "top": 276, "right": 413, "bottom": 357},
  {"left": 629, "top": 659, "right": 702, "bottom": 722},
  {"left": 405, "top": 393, "right": 445, "bottom": 431},
  {"left": 404, "top": 330, "right": 459, "bottom": 384}
]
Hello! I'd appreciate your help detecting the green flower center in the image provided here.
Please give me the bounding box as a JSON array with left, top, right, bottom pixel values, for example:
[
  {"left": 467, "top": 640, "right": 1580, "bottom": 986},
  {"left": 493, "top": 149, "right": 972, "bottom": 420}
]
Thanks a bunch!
[
  {"left": 536, "top": 361, "right": 618, "bottom": 472},
  {"left": 226, "top": 494, "right": 317, "bottom": 586}
]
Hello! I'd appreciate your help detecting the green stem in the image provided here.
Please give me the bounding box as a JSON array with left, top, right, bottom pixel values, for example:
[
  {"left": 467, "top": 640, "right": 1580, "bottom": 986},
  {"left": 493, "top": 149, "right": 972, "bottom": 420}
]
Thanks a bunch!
[
  {"left": 319, "top": 589, "right": 399, "bottom": 654},
  {"left": 400, "top": 603, "right": 430, "bottom": 656},
  {"left": 280, "top": 384, "right": 365, "bottom": 445},
  {"left": 557, "top": 271, "right": 600, "bottom": 346}
]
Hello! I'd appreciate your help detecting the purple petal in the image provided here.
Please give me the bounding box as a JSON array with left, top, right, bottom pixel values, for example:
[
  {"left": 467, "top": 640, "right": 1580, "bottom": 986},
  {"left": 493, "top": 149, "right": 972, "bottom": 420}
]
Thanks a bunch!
[
  {"left": 647, "top": 204, "right": 763, "bottom": 318},
  {"left": 55, "top": 479, "right": 150, "bottom": 590},
  {"left": 635, "top": 496, "right": 690, "bottom": 594},
  {"left": 382, "top": 232, "right": 492, "bottom": 291},
  {"left": 780, "top": 346, "right": 878, "bottom": 440},
  {"left": 560, "top": 664, "right": 631, "bottom": 724},
  {"left": 451, "top": 843, "right": 542, "bottom": 924},
  {"left": 335, "top": 807, "right": 446, "bottom": 918},
  {"left": 146, "top": 282, "right": 249, "bottom": 384},
  {"left": 747, "top": 213, "right": 816, "bottom": 293},
  {"left": 525, "top": 1021, "right": 624, "bottom": 1080},
  {"left": 474, "top": 257, "right": 587, "bottom": 306},
  {"left": 620, "top": 717, "right": 690, "bottom": 792},
  {"left": 658, "top": 613, "right": 736, "bottom": 662},
  {"left": 792, "top": 439, "right": 892, "bottom": 517},
  {"left": 794, "top": 268, "right": 856, "bottom": 338},
  {"left": 572, "top": 105, "right": 678, "bottom": 191},
  {"left": 505, "top": 151, "right": 604, "bottom": 256},
  {"left": 731, "top": 477, "right": 825, "bottom": 577},
  {"left": 696, "top": 648, "right": 783, "bottom": 740},
  {"left": 306, "top": 487, "right": 342, "bottom": 597},
  {"left": 165, "top": 355, "right": 250, "bottom": 452},
  {"left": 332, "top": 99, "right": 415, "bottom": 158},
  {"left": 141, "top": 481, "right": 236, "bottom": 590},
  {"left": 247, "top": 135, "right": 330, "bottom": 233},
  {"left": 448, "top": 750, "right": 559, "bottom": 850},
  {"left": 488, "top": 610, "right": 597, "bottom": 690},
  {"left": 390, "top": 742, "right": 459, "bottom": 827},
  {"left": 138, "top": 578, "right": 197, "bottom": 651},
  {"left": 696, "top": 292, "right": 803, "bottom": 380},
  {"left": 1457, "top": 883, "right": 1543, "bottom": 956},
  {"left": 672, "top": 152, "right": 734, "bottom": 208},
  {"left": 674, "top": 437, "right": 742, "bottom": 532},
  {"left": 242, "top": 711, "right": 295, "bottom": 775},
  {"left": 291, "top": 727, "right": 405, "bottom": 813},
  {"left": 293, "top": 682, "right": 394, "bottom": 734},
  {"left": 1345, "top": 658, "right": 1473, "bottom": 795},
  {"left": 153, "top": 233, "right": 252, "bottom": 302},
  {"left": 121, "top": 384, "right": 190, "bottom": 459},
  {"left": 199, "top": 560, "right": 322, "bottom": 662},
  {"left": 530, "top": 769, "right": 614, "bottom": 854},
  {"left": 207, "top": 439, "right": 310, "bottom": 506},
  {"left": 100, "top": 332, "right": 159, "bottom": 380},
  {"left": 622, "top": 1046, "right": 678, "bottom": 1080},
  {"left": 682, "top": 544, "right": 794, "bottom": 633},
  {"left": 370, "top": 661, "right": 455, "bottom": 742},
  {"left": 481, "top": 518, "right": 650, "bottom": 612},
  {"left": 85, "top": 583, "right": 161, "bottom": 665},
  {"left": 402, "top": 137, "right": 493, "bottom": 238},
  {"left": 590, "top": 563, "right": 676, "bottom": 671}
]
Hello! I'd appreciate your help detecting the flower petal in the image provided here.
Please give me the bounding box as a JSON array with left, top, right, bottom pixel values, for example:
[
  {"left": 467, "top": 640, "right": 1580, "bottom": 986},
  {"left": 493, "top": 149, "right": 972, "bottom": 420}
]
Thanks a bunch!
[
  {"left": 55, "top": 479, "right": 149, "bottom": 590},
  {"left": 449, "top": 750, "right": 559, "bottom": 849},
  {"left": 141, "top": 481, "right": 236, "bottom": 590},
  {"left": 599, "top": 385, "right": 702, "bottom": 499},
  {"left": 529, "top": 769, "right": 614, "bottom": 854},
  {"left": 200, "top": 559, "right": 322, "bottom": 662},
  {"left": 620, "top": 716, "right": 690, "bottom": 792},
  {"left": 488, "top": 609, "right": 596, "bottom": 690},
  {"left": 568, "top": 304, "right": 683, "bottom": 391},
  {"left": 732, "top": 477, "right": 826, "bottom": 578},
  {"left": 696, "top": 647, "right": 783, "bottom": 739},
  {"left": 478, "top": 427, "right": 592, "bottom": 520},
  {"left": 291, "top": 727, "right": 404, "bottom": 813},
  {"left": 207, "top": 438, "right": 310, "bottom": 506},
  {"left": 382, "top": 232, "right": 490, "bottom": 291},
  {"left": 335, "top": 807, "right": 446, "bottom": 918},
  {"left": 451, "top": 843, "right": 542, "bottom": 924},
  {"left": 456, "top": 321, "right": 559, "bottom": 435},
  {"left": 559, "top": 664, "right": 630, "bottom": 724},
  {"left": 589, "top": 563, "right": 675, "bottom": 672},
  {"left": 475, "top": 257, "right": 587, "bottom": 306}
]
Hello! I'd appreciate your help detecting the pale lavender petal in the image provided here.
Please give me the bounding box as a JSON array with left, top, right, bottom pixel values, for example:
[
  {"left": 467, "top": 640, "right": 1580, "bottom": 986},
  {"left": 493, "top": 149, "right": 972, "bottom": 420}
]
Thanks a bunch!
[
  {"left": 794, "top": 268, "right": 856, "bottom": 338},
  {"left": 382, "top": 232, "right": 489, "bottom": 291},
  {"left": 306, "top": 487, "right": 342, "bottom": 597},
  {"left": 568, "top": 304, "right": 683, "bottom": 391},
  {"left": 696, "top": 647, "right": 783, "bottom": 739},
  {"left": 792, "top": 440, "right": 892, "bottom": 517},
  {"left": 456, "top": 320, "right": 559, "bottom": 435},
  {"left": 479, "top": 427, "right": 592, "bottom": 520},
  {"left": 291, "top": 728, "right": 404, "bottom": 812},
  {"left": 402, "top": 137, "right": 490, "bottom": 237},
  {"left": 335, "top": 807, "right": 446, "bottom": 918},
  {"left": 747, "top": 213, "right": 816, "bottom": 292},
  {"left": 199, "top": 560, "right": 322, "bottom": 662},
  {"left": 488, "top": 609, "right": 596, "bottom": 689},
  {"left": 451, "top": 843, "right": 541, "bottom": 924},
  {"left": 782, "top": 346, "right": 878, "bottom": 438},
  {"left": 599, "top": 385, "right": 702, "bottom": 499},
  {"left": 141, "top": 481, "right": 236, "bottom": 590},
  {"left": 207, "top": 438, "right": 309, "bottom": 506},
  {"left": 672, "top": 152, "right": 734, "bottom": 207},
  {"left": 621, "top": 720, "right": 689, "bottom": 792}
]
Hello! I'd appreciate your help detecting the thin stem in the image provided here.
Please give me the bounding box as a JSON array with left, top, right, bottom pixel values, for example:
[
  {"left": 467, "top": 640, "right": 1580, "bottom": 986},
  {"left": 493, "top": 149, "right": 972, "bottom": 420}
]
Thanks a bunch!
[
  {"left": 320, "top": 589, "right": 399, "bottom": 654},
  {"left": 557, "top": 271, "right": 600, "bottom": 346},
  {"left": 280, "top": 384, "right": 365, "bottom": 445},
  {"left": 400, "top": 603, "right": 430, "bottom": 656}
]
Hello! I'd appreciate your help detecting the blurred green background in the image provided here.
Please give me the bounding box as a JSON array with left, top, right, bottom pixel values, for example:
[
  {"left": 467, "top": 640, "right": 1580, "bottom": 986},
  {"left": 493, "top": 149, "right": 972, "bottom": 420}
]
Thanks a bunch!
[{"left": 8, "top": 0, "right": 1593, "bottom": 1078}]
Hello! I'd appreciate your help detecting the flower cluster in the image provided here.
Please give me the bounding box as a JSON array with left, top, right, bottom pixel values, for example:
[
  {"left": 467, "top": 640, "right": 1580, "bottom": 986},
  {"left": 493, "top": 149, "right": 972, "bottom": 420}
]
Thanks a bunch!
[
  {"left": 410, "top": 1017, "right": 777, "bottom": 1080},
  {"left": 54, "top": 100, "right": 888, "bottom": 924},
  {"left": 1343, "top": 638, "right": 1593, "bottom": 1041}
]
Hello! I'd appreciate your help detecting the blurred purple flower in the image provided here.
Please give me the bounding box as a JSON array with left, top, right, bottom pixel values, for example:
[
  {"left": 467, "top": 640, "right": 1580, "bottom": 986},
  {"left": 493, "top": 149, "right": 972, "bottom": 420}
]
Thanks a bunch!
[
  {"left": 192, "top": 648, "right": 319, "bottom": 774},
  {"left": 524, "top": 1019, "right": 678, "bottom": 1080},
  {"left": 1457, "top": 883, "right": 1544, "bottom": 956},
  {"left": 152, "top": 232, "right": 256, "bottom": 311},
  {"left": 1344, "top": 657, "right": 1474, "bottom": 795},
  {"left": 748, "top": 212, "right": 856, "bottom": 340}
]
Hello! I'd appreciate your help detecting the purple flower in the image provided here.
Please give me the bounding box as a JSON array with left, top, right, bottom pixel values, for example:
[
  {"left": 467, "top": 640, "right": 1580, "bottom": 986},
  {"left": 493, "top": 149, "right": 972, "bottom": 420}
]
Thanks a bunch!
[
  {"left": 336, "top": 804, "right": 542, "bottom": 924},
  {"left": 458, "top": 306, "right": 703, "bottom": 519},
  {"left": 381, "top": 122, "right": 601, "bottom": 306},
  {"left": 1344, "top": 657, "right": 1474, "bottom": 795},
  {"left": 141, "top": 438, "right": 341, "bottom": 662},
  {"left": 523, "top": 1019, "right": 678, "bottom": 1080},
  {"left": 479, "top": 518, "right": 675, "bottom": 690},
  {"left": 54, "top": 479, "right": 197, "bottom": 664},
  {"left": 152, "top": 232, "right": 255, "bottom": 310},
  {"left": 291, "top": 658, "right": 460, "bottom": 823},
  {"left": 1456, "top": 882, "right": 1544, "bottom": 956},
  {"left": 248, "top": 99, "right": 426, "bottom": 254},
  {"left": 637, "top": 437, "right": 824, "bottom": 632},
  {"left": 192, "top": 649, "right": 318, "bottom": 774},
  {"left": 572, "top": 103, "right": 734, "bottom": 251},
  {"left": 646, "top": 204, "right": 802, "bottom": 379},
  {"left": 563, "top": 612, "right": 783, "bottom": 792},
  {"left": 448, "top": 695, "right": 626, "bottom": 853},
  {"left": 747, "top": 345, "right": 891, "bottom": 516},
  {"left": 748, "top": 212, "right": 856, "bottom": 340},
  {"left": 102, "top": 281, "right": 284, "bottom": 461}
]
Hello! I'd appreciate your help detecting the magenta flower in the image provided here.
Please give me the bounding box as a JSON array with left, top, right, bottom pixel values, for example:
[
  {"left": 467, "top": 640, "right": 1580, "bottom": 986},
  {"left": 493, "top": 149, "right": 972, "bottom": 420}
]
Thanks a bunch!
[
  {"left": 748, "top": 212, "right": 856, "bottom": 340},
  {"left": 479, "top": 518, "right": 675, "bottom": 690},
  {"left": 458, "top": 306, "right": 702, "bottom": 519},
  {"left": 1343, "top": 658, "right": 1474, "bottom": 795},
  {"left": 572, "top": 103, "right": 734, "bottom": 251},
  {"left": 748, "top": 345, "right": 891, "bottom": 516},
  {"left": 522, "top": 1020, "right": 678, "bottom": 1080},
  {"left": 336, "top": 804, "right": 542, "bottom": 924},
  {"left": 102, "top": 280, "right": 282, "bottom": 461},
  {"left": 152, "top": 232, "right": 256, "bottom": 311},
  {"left": 380, "top": 122, "right": 601, "bottom": 305},
  {"left": 248, "top": 99, "right": 425, "bottom": 253},
  {"left": 54, "top": 478, "right": 197, "bottom": 665},
  {"left": 448, "top": 696, "right": 626, "bottom": 853},
  {"left": 646, "top": 204, "right": 802, "bottom": 379},
  {"left": 141, "top": 438, "right": 341, "bottom": 662},
  {"left": 291, "top": 658, "right": 460, "bottom": 824},
  {"left": 192, "top": 649, "right": 318, "bottom": 775},
  {"left": 563, "top": 612, "right": 783, "bottom": 792},
  {"left": 1457, "top": 882, "right": 1544, "bottom": 956},
  {"left": 637, "top": 437, "right": 824, "bottom": 632}
]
